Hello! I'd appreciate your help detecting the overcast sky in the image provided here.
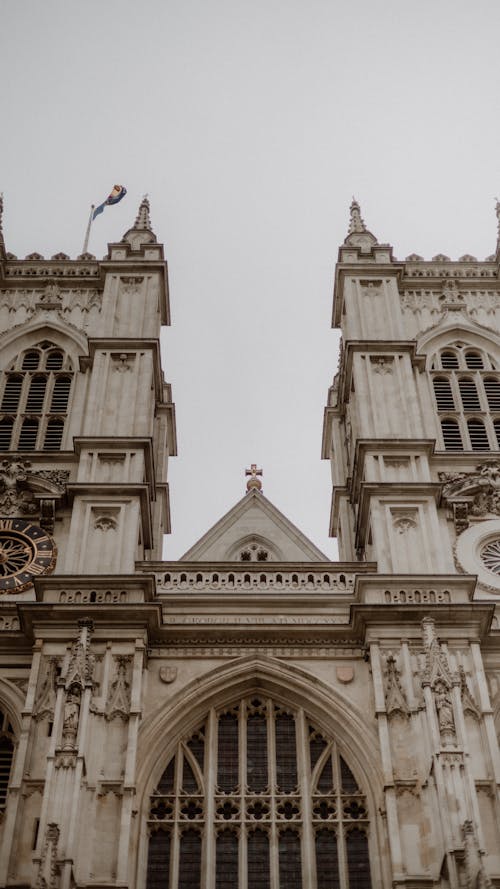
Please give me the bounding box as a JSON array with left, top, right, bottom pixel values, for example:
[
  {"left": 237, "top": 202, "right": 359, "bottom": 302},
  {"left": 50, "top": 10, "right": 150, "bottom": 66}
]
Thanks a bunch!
[{"left": 1, "top": 0, "right": 500, "bottom": 559}]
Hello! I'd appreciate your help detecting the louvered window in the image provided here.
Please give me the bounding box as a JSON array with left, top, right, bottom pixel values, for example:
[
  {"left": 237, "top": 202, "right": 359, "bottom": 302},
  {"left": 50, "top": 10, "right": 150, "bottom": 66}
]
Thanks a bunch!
[
  {"left": 22, "top": 351, "right": 40, "bottom": 370},
  {"left": 1, "top": 375, "right": 22, "bottom": 411},
  {"left": 458, "top": 378, "right": 480, "bottom": 411},
  {"left": 45, "top": 350, "right": 64, "bottom": 370},
  {"left": 441, "top": 351, "right": 459, "bottom": 369},
  {"left": 494, "top": 420, "right": 500, "bottom": 448},
  {"left": 0, "top": 344, "right": 73, "bottom": 451},
  {"left": 484, "top": 378, "right": 500, "bottom": 410},
  {"left": 146, "top": 698, "right": 372, "bottom": 889},
  {"left": 44, "top": 419, "right": 65, "bottom": 451},
  {"left": 465, "top": 351, "right": 484, "bottom": 369},
  {"left": 433, "top": 378, "right": 454, "bottom": 411},
  {"left": 50, "top": 376, "right": 71, "bottom": 412},
  {"left": 433, "top": 347, "right": 500, "bottom": 451},
  {"left": 467, "top": 419, "right": 490, "bottom": 451},
  {"left": 441, "top": 419, "right": 463, "bottom": 451},
  {"left": 0, "top": 708, "right": 15, "bottom": 809},
  {"left": 26, "top": 375, "right": 47, "bottom": 412},
  {"left": 18, "top": 418, "right": 39, "bottom": 451},
  {"left": 0, "top": 418, "right": 14, "bottom": 451}
]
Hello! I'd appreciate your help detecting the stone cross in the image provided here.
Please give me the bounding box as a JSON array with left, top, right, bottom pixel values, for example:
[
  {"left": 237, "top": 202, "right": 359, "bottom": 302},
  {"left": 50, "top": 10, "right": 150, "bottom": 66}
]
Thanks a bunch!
[{"left": 245, "top": 464, "right": 263, "bottom": 492}]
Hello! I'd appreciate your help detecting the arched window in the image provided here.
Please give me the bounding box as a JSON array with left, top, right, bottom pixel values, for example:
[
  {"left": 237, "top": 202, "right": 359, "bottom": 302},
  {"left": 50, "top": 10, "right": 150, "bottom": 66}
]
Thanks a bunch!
[
  {"left": 433, "top": 378, "right": 454, "bottom": 411},
  {"left": 18, "top": 418, "right": 39, "bottom": 451},
  {"left": 441, "top": 419, "right": 463, "bottom": 451},
  {"left": 467, "top": 419, "right": 489, "bottom": 451},
  {"left": 146, "top": 698, "right": 372, "bottom": 889},
  {"left": 0, "top": 707, "right": 15, "bottom": 810},
  {"left": 464, "top": 351, "right": 484, "bottom": 370},
  {"left": 484, "top": 378, "right": 500, "bottom": 411},
  {"left": 440, "top": 350, "right": 459, "bottom": 369},
  {"left": 458, "top": 378, "right": 480, "bottom": 411},
  {"left": 0, "top": 343, "right": 73, "bottom": 452},
  {"left": 432, "top": 345, "right": 500, "bottom": 451},
  {"left": 1, "top": 375, "right": 23, "bottom": 411}
]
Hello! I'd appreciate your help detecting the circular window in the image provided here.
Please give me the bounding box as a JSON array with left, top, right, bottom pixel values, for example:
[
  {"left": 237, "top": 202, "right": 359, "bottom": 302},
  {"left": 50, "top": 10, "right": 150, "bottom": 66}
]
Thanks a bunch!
[
  {"left": 455, "top": 519, "right": 500, "bottom": 593},
  {"left": 480, "top": 539, "right": 500, "bottom": 575}
]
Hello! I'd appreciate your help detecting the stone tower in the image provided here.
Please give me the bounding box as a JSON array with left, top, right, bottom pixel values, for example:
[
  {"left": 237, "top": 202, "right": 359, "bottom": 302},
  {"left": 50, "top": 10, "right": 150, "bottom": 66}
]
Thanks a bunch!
[
  {"left": 321, "top": 199, "right": 500, "bottom": 883},
  {"left": 0, "top": 195, "right": 499, "bottom": 889}
]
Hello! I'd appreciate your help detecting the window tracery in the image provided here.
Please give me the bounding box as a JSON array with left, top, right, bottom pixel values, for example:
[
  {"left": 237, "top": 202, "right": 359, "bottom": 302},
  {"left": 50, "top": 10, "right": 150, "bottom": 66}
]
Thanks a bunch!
[
  {"left": 0, "top": 342, "right": 73, "bottom": 452},
  {"left": 146, "top": 697, "right": 372, "bottom": 889},
  {"left": 430, "top": 344, "right": 500, "bottom": 451}
]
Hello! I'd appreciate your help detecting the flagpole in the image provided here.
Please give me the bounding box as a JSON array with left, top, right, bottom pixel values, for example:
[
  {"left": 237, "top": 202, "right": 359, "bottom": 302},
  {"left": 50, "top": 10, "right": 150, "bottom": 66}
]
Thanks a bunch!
[{"left": 82, "top": 204, "right": 95, "bottom": 254}]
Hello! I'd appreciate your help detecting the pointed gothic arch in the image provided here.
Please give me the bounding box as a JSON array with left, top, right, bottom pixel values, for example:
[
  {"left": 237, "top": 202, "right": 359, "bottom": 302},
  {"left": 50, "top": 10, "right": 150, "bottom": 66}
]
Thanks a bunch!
[{"left": 135, "top": 657, "right": 385, "bottom": 889}]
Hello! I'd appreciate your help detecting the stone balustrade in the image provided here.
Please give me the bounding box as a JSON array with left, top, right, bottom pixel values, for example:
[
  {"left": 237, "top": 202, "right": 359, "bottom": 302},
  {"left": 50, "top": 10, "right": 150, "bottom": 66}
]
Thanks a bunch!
[{"left": 154, "top": 567, "right": 356, "bottom": 593}]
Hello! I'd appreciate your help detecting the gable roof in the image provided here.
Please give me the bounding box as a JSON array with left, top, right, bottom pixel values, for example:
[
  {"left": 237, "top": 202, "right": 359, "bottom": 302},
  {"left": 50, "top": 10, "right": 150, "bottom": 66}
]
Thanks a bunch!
[{"left": 180, "top": 490, "right": 330, "bottom": 562}]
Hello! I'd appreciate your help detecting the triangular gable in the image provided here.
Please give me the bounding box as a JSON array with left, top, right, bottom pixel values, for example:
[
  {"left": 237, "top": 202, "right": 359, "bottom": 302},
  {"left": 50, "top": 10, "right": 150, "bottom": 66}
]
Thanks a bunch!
[{"left": 180, "top": 490, "right": 330, "bottom": 562}]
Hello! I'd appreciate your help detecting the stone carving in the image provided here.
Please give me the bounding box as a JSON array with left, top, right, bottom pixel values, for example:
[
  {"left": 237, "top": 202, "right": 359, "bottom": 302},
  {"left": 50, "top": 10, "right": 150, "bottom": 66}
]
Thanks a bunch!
[
  {"left": 94, "top": 514, "right": 118, "bottom": 531},
  {"left": 384, "top": 654, "right": 409, "bottom": 717},
  {"left": 159, "top": 665, "right": 177, "bottom": 684},
  {"left": 421, "top": 618, "right": 457, "bottom": 745},
  {"left": 61, "top": 620, "right": 94, "bottom": 750},
  {"left": 336, "top": 665, "right": 354, "bottom": 684},
  {"left": 463, "top": 819, "right": 493, "bottom": 889},
  {"left": 0, "top": 460, "right": 68, "bottom": 520},
  {"left": 0, "top": 460, "right": 37, "bottom": 515},
  {"left": 370, "top": 356, "right": 393, "bottom": 374},
  {"left": 35, "top": 822, "right": 60, "bottom": 889},
  {"left": 0, "top": 614, "right": 21, "bottom": 630},
  {"left": 393, "top": 515, "right": 417, "bottom": 535},
  {"left": 440, "top": 461, "right": 500, "bottom": 531},
  {"left": 439, "top": 278, "right": 464, "bottom": 307},
  {"left": 34, "top": 658, "right": 59, "bottom": 720},
  {"left": 105, "top": 656, "right": 131, "bottom": 720},
  {"left": 39, "top": 283, "right": 62, "bottom": 306},
  {"left": 61, "top": 692, "right": 81, "bottom": 749},
  {"left": 112, "top": 352, "right": 133, "bottom": 373},
  {"left": 459, "top": 667, "right": 480, "bottom": 719}
]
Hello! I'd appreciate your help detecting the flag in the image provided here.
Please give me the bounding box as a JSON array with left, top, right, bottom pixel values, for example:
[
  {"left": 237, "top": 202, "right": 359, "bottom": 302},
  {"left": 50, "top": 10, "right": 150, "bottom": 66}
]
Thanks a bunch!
[{"left": 92, "top": 185, "right": 127, "bottom": 220}]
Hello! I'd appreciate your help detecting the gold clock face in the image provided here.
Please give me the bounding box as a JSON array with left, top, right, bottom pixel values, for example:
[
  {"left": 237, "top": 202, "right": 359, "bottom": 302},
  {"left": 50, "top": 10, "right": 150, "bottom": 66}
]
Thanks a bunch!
[{"left": 0, "top": 518, "right": 56, "bottom": 592}]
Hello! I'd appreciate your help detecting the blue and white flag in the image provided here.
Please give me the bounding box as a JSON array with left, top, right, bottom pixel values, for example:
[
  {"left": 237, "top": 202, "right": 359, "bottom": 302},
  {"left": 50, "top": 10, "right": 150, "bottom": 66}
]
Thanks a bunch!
[{"left": 93, "top": 185, "right": 127, "bottom": 220}]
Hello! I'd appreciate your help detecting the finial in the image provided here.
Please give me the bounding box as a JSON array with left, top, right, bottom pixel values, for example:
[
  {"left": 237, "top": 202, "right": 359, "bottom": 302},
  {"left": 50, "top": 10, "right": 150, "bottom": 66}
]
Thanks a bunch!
[
  {"left": 121, "top": 194, "right": 157, "bottom": 248},
  {"left": 348, "top": 197, "right": 367, "bottom": 235},
  {"left": 133, "top": 195, "right": 153, "bottom": 232},
  {"left": 245, "top": 463, "right": 263, "bottom": 493}
]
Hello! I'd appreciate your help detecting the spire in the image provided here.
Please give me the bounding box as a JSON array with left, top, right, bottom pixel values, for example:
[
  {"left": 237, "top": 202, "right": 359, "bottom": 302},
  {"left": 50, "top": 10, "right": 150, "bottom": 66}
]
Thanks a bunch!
[
  {"left": 348, "top": 197, "right": 367, "bottom": 235},
  {"left": 121, "top": 195, "right": 157, "bottom": 250},
  {"left": 134, "top": 195, "right": 154, "bottom": 232},
  {"left": 343, "top": 197, "right": 379, "bottom": 249}
]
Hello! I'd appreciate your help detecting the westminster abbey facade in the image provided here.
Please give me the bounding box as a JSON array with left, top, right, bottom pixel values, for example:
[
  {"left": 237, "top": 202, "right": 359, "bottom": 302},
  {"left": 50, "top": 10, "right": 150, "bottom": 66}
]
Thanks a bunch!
[{"left": 0, "top": 194, "right": 499, "bottom": 888}]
